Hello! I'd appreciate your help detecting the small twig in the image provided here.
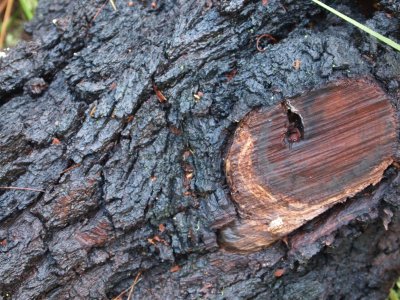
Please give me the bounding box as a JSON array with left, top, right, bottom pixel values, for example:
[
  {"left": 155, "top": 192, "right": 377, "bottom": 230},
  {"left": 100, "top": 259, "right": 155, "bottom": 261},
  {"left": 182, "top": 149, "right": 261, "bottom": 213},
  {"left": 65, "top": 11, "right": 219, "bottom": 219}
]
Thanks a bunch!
[
  {"left": 60, "top": 163, "right": 81, "bottom": 174},
  {"left": 256, "top": 34, "right": 277, "bottom": 52},
  {"left": 0, "top": 1, "right": 8, "bottom": 14},
  {"left": 0, "top": 0, "right": 14, "bottom": 48},
  {"left": 127, "top": 271, "right": 142, "bottom": 300},
  {"left": 91, "top": 0, "right": 108, "bottom": 24},
  {"left": 0, "top": 186, "right": 45, "bottom": 193},
  {"left": 111, "top": 270, "right": 142, "bottom": 300},
  {"left": 111, "top": 287, "right": 130, "bottom": 300}
]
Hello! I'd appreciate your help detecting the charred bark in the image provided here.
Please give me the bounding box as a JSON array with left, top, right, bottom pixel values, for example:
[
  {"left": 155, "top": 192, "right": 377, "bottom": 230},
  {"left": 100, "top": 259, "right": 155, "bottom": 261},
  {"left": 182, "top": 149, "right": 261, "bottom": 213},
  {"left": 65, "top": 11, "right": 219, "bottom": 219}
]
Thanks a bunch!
[{"left": 0, "top": 0, "right": 400, "bottom": 299}]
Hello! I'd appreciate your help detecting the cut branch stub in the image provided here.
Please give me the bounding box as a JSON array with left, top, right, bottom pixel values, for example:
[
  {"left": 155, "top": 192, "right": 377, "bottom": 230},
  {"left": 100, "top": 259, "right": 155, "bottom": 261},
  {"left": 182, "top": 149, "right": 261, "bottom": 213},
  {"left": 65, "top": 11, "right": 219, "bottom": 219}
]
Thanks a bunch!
[{"left": 220, "top": 79, "right": 398, "bottom": 253}]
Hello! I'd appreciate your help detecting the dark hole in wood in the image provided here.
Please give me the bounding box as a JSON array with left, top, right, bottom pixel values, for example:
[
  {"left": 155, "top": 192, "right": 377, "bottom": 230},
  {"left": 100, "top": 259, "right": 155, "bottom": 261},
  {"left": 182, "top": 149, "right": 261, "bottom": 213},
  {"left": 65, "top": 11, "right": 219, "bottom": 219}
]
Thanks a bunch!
[{"left": 282, "top": 101, "right": 304, "bottom": 147}]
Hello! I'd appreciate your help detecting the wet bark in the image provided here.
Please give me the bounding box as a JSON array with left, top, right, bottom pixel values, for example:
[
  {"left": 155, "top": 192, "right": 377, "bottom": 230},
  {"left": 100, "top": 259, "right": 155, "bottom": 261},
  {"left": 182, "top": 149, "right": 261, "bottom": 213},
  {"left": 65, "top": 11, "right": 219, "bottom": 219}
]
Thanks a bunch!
[{"left": 0, "top": 0, "right": 399, "bottom": 299}]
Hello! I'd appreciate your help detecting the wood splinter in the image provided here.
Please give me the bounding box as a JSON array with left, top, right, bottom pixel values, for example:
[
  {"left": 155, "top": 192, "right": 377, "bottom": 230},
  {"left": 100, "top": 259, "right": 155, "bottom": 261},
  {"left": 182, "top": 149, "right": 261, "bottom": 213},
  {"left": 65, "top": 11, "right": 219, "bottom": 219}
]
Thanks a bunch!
[{"left": 220, "top": 79, "right": 398, "bottom": 253}]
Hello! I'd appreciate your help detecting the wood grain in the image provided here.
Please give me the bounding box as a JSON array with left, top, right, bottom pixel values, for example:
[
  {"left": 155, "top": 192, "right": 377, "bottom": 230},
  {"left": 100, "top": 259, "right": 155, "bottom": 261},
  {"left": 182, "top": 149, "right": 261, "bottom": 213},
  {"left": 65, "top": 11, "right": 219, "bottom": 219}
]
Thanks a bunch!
[{"left": 220, "top": 79, "right": 398, "bottom": 252}]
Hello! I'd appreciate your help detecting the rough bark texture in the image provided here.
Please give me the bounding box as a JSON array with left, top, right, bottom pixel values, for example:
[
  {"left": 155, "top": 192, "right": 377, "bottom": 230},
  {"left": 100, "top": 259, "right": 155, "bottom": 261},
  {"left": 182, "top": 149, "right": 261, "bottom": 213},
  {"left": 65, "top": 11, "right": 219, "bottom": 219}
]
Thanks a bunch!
[{"left": 0, "top": 0, "right": 400, "bottom": 299}]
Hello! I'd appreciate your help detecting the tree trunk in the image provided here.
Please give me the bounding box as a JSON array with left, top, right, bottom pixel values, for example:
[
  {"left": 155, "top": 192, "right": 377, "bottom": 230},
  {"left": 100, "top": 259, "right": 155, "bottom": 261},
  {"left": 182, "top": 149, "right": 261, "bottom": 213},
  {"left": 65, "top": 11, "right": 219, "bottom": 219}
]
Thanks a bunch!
[{"left": 0, "top": 0, "right": 399, "bottom": 299}]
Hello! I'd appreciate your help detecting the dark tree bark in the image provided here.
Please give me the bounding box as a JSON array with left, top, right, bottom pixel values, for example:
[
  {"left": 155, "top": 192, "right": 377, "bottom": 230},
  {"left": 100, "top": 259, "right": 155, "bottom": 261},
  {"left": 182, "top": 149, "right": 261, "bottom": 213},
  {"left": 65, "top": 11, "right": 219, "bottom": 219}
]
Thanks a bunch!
[{"left": 0, "top": 0, "right": 400, "bottom": 299}]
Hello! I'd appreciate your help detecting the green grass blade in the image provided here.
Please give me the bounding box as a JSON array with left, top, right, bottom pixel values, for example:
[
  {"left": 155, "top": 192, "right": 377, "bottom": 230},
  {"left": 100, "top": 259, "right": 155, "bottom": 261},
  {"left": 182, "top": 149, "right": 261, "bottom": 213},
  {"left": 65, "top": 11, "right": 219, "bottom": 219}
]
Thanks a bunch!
[
  {"left": 311, "top": 0, "right": 400, "bottom": 52},
  {"left": 109, "top": 0, "right": 117, "bottom": 11},
  {"left": 18, "top": 0, "right": 34, "bottom": 20}
]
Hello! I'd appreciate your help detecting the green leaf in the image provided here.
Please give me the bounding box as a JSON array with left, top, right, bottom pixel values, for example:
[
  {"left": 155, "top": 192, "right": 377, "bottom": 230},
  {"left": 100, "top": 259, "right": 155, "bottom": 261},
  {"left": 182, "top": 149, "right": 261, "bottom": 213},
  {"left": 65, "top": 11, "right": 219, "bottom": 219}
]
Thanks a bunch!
[
  {"left": 389, "top": 289, "right": 400, "bottom": 300},
  {"left": 311, "top": 0, "right": 400, "bottom": 52}
]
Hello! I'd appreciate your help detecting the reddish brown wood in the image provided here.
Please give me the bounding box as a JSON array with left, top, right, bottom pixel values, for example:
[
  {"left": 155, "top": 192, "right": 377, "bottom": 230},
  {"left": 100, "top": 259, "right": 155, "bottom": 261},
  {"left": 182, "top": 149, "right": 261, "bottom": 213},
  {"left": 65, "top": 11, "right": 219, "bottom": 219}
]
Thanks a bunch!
[{"left": 220, "top": 79, "right": 398, "bottom": 253}]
